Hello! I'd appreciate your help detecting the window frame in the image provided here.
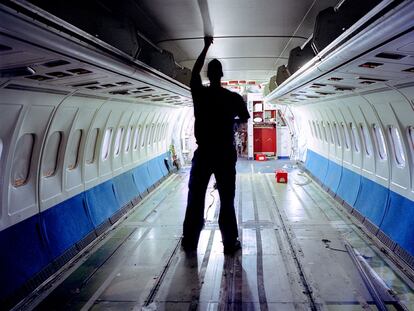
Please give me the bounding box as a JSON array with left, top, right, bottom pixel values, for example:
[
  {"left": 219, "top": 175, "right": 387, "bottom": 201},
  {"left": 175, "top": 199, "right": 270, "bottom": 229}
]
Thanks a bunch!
[
  {"left": 124, "top": 126, "right": 133, "bottom": 153},
  {"left": 114, "top": 127, "right": 124, "bottom": 157},
  {"left": 341, "top": 122, "right": 350, "bottom": 150},
  {"left": 86, "top": 128, "right": 99, "bottom": 164},
  {"left": 408, "top": 126, "right": 414, "bottom": 165},
  {"left": 320, "top": 121, "right": 327, "bottom": 143},
  {"left": 101, "top": 128, "right": 113, "bottom": 161},
  {"left": 327, "top": 122, "right": 334, "bottom": 144},
  {"left": 317, "top": 122, "right": 323, "bottom": 141},
  {"left": 389, "top": 126, "right": 406, "bottom": 166},
  {"left": 133, "top": 126, "right": 140, "bottom": 151},
  {"left": 372, "top": 124, "right": 387, "bottom": 160},
  {"left": 43, "top": 131, "right": 62, "bottom": 178},
  {"left": 360, "top": 124, "right": 373, "bottom": 156},
  {"left": 142, "top": 124, "right": 149, "bottom": 148},
  {"left": 333, "top": 122, "right": 341, "bottom": 147},
  {"left": 12, "top": 133, "right": 35, "bottom": 187},
  {"left": 67, "top": 129, "right": 83, "bottom": 170},
  {"left": 350, "top": 123, "right": 360, "bottom": 153}
]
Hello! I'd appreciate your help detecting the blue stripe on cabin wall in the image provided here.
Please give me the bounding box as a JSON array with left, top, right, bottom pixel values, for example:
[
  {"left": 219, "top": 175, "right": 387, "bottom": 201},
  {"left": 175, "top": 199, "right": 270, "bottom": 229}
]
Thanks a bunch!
[
  {"left": 305, "top": 149, "right": 414, "bottom": 259},
  {"left": 0, "top": 152, "right": 172, "bottom": 304}
]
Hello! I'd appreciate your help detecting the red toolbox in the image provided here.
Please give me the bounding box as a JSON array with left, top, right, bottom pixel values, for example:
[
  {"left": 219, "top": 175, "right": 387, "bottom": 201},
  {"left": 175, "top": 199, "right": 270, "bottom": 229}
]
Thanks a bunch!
[
  {"left": 255, "top": 154, "right": 267, "bottom": 161},
  {"left": 275, "top": 170, "right": 288, "bottom": 183}
]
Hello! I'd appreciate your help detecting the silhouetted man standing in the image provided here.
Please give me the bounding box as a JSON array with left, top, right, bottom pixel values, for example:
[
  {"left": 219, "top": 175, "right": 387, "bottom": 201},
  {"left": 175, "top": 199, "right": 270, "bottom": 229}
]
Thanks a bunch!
[{"left": 182, "top": 37, "right": 250, "bottom": 255}]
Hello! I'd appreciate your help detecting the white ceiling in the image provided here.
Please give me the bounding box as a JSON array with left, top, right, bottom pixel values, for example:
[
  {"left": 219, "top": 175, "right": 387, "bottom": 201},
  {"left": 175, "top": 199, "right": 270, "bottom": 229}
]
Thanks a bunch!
[{"left": 134, "top": 0, "right": 339, "bottom": 83}]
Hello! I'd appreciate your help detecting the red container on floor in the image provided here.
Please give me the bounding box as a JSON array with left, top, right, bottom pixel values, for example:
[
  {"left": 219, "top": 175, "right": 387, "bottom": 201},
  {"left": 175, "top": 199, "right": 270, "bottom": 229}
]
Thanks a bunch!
[
  {"left": 255, "top": 154, "right": 267, "bottom": 161},
  {"left": 276, "top": 170, "right": 288, "bottom": 183}
]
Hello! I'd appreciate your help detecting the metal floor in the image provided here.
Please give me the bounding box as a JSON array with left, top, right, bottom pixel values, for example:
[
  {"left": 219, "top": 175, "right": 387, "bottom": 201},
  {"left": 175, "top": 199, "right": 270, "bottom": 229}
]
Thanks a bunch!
[{"left": 28, "top": 160, "right": 414, "bottom": 311}]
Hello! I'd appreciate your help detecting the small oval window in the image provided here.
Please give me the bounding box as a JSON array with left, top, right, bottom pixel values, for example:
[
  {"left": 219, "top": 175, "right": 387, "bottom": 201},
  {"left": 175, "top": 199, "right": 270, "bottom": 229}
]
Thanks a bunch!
[
  {"left": 308, "top": 120, "right": 314, "bottom": 137},
  {"left": 0, "top": 138, "right": 3, "bottom": 161},
  {"left": 102, "top": 128, "right": 113, "bottom": 161},
  {"left": 143, "top": 124, "right": 150, "bottom": 147},
  {"left": 312, "top": 121, "right": 318, "bottom": 140},
  {"left": 162, "top": 123, "right": 168, "bottom": 140},
  {"left": 114, "top": 127, "right": 124, "bottom": 156},
  {"left": 350, "top": 123, "right": 360, "bottom": 153},
  {"left": 150, "top": 123, "right": 156, "bottom": 144},
  {"left": 133, "top": 126, "right": 140, "bottom": 150},
  {"left": 43, "top": 131, "right": 62, "bottom": 177},
  {"left": 341, "top": 123, "right": 350, "bottom": 150},
  {"left": 408, "top": 126, "right": 414, "bottom": 164},
  {"left": 12, "top": 133, "right": 35, "bottom": 187},
  {"left": 124, "top": 126, "right": 132, "bottom": 153},
  {"left": 372, "top": 124, "right": 387, "bottom": 160},
  {"left": 327, "top": 122, "right": 334, "bottom": 144},
  {"left": 67, "top": 129, "right": 82, "bottom": 170},
  {"left": 334, "top": 123, "right": 341, "bottom": 147},
  {"left": 86, "top": 128, "right": 99, "bottom": 164},
  {"left": 317, "top": 122, "right": 322, "bottom": 141},
  {"left": 360, "top": 124, "right": 373, "bottom": 156},
  {"left": 389, "top": 126, "right": 405, "bottom": 166}
]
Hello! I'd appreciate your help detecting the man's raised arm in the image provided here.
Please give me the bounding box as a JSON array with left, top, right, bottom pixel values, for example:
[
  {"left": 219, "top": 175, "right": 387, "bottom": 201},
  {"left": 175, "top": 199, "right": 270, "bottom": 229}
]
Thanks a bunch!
[{"left": 191, "top": 36, "right": 213, "bottom": 86}]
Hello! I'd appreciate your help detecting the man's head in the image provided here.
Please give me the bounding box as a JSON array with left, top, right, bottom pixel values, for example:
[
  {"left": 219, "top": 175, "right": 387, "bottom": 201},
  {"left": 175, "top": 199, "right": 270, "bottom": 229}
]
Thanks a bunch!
[{"left": 207, "top": 59, "right": 223, "bottom": 83}]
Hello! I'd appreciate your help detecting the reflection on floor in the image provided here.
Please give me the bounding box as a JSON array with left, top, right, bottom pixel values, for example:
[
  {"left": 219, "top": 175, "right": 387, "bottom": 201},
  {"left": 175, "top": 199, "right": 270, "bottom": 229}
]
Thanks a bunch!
[{"left": 30, "top": 160, "right": 414, "bottom": 310}]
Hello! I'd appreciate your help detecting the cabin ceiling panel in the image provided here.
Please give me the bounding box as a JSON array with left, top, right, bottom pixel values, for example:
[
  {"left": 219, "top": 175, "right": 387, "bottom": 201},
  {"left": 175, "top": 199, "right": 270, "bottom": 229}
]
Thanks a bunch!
[{"left": 134, "top": 0, "right": 337, "bottom": 82}]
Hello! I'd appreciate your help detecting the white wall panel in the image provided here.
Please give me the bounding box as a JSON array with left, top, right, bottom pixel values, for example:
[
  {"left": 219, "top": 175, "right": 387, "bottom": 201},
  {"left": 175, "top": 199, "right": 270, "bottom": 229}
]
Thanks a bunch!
[
  {"left": 39, "top": 106, "right": 78, "bottom": 210},
  {"left": 370, "top": 92, "right": 414, "bottom": 199},
  {"left": 2, "top": 90, "right": 63, "bottom": 229},
  {"left": 357, "top": 95, "right": 389, "bottom": 187},
  {"left": 0, "top": 103, "right": 23, "bottom": 229},
  {"left": 62, "top": 98, "right": 102, "bottom": 197}
]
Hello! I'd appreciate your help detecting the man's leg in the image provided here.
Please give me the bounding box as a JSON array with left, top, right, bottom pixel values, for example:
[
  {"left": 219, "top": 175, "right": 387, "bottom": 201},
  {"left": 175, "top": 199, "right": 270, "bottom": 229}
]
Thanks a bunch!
[
  {"left": 182, "top": 150, "right": 212, "bottom": 250},
  {"left": 214, "top": 158, "right": 239, "bottom": 248}
]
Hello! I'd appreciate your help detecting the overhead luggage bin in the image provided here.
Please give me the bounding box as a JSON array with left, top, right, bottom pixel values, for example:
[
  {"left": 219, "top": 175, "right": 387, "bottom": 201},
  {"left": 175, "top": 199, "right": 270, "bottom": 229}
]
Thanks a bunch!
[
  {"left": 276, "top": 65, "right": 290, "bottom": 86},
  {"left": 287, "top": 42, "right": 315, "bottom": 75},
  {"left": 312, "top": 0, "right": 381, "bottom": 53}
]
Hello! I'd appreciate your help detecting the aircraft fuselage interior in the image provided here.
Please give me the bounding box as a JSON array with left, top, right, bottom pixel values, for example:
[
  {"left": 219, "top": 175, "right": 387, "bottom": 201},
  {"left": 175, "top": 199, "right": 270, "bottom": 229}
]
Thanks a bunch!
[{"left": 1, "top": 0, "right": 414, "bottom": 310}]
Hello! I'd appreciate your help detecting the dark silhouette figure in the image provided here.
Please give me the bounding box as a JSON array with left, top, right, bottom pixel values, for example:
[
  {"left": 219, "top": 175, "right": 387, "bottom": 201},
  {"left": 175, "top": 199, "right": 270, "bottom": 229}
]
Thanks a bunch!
[{"left": 182, "top": 37, "right": 250, "bottom": 254}]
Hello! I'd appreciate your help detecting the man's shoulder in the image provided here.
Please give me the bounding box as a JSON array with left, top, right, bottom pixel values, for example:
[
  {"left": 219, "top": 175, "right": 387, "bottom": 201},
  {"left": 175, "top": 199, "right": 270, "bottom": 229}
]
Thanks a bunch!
[{"left": 221, "top": 88, "right": 244, "bottom": 101}]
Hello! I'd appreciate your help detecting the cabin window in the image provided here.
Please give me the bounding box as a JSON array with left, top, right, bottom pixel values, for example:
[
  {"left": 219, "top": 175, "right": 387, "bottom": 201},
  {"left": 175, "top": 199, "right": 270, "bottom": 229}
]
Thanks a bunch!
[
  {"left": 327, "top": 122, "right": 334, "bottom": 144},
  {"left": 308, "top": 120, "right": 314, "bottom": 137},
  {"left": 350, "top": 123, "right": 360, "bottom": 153},
  {"left": 160, "top": 123, "right": 165, "bottom": 141},
  {"left": 133, "top": 126, "right": 140, "bottom": 150},
  {"left": 360, "top": 124, "right": 373, "bottom": 156},
  {"left": 149, "top": 123, "right": 156, "bottom": 144},
  {"left": 12, "top": 133, "right": 35, "bottom": 187},
  {"left": 408, "top": 126, "right": 414, "bottom": 163},
  {"left": 312, "top": 121, "right": 318, "bottom": 140},
  {"left": 102, "top": 128, "right": 113, "bottom": 161},
  {"left": 114, "top": 127, "right": 124, "bottom": 156},
  {"left": 124, "top": 126, "right": 132, "bottom": 152},
  {"left": 372, "top": 124, "right": 387, "bottom": 160},
  {"left": 157, "top": 123, "right": 162, "bottom": 142},
  {"left": 43, "top": 131, "right": 62, "bottom": 177},
  {"left": 333, "top": 123, "right": 341, "bottom": 147},
  {"left": 67, "top": 129, "right": 82, "bottom": 170},
  {"left": 86, "top": 128, "right": 99, "bottom": 164},
  {"left": 142, "top": 124, "right": 149, "bottom": 147},
  {"left": 161, "top": 123, "right": 168, "bottom": 141},
  {"left": 389, "top": 126, "right": 405, "bottom": 166},
  {"left": 156, "top": 124, "right": 161, "bottom": 142},
  {"left": 341, "top": 122, "right": 350, "bottom": 150},
  {"left": 316, "top": 122, "right": 322, "bottom": 141},
  {"left": 321, "top": 122, "right": 328, "bottom": 143}
]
